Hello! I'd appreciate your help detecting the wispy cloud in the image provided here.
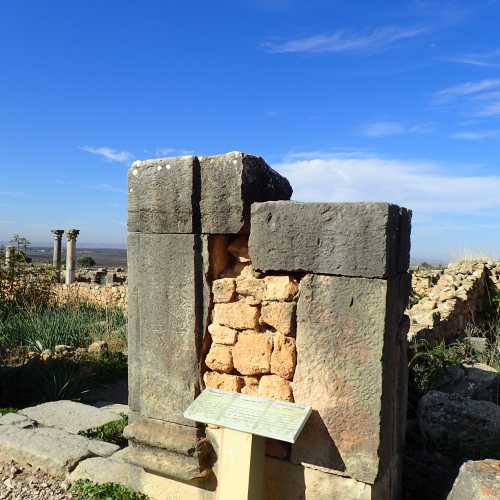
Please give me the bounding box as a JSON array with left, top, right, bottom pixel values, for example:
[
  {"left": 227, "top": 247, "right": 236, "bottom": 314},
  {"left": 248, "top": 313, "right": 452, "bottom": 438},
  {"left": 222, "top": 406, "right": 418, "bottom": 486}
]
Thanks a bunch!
[
  {"left": 360, "top": 121, "right": 434, "bottom": 137},
  {"left": 0, "top": 191, "right": 29, "bottom": 198},
  {"left": 432, "top": 79, "right": 500, "bottom": 104},
  {"left": 144, "top": 147, "right": 195, "bottom": 158},
  {"left": 79, "top": 146, "right": 134, "bottom": 164},
  {"left": 447, "top": 48, "right": 500, "bottom": 68},
  {"left": 274, "top": 151, "right": 500, "bottom": 215},
  {"left": 83, "top": 184, "right": 126, "bottom": 194},
  {"left": 450, "top": 130, "right": 500, "bottom": 140},
  {"left": 262, "top": 25, "right": 428, "bottom": 54}
]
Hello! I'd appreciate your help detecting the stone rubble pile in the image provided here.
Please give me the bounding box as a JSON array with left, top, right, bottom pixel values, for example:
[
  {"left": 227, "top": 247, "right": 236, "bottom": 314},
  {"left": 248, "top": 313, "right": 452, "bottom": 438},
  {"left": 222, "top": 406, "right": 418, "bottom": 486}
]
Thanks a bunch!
[
  {"left": 54, "top": 282, "right": 128, "bottom": 309},
  {"left": 409, "top": 261, "right": 500, "bottom": 342},
  {"left": 203, "top": 237, "right": 298, "bottom": 402}
]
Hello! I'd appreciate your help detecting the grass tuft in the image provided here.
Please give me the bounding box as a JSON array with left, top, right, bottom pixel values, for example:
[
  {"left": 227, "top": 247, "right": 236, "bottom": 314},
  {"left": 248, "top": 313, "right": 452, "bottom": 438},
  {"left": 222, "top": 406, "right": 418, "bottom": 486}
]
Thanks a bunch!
[
  {"left": 80, "top": 414, "right": 129, "bottom": 447},
  {"left": 71, "top": 479, "right": 148, "bottom": 499}
]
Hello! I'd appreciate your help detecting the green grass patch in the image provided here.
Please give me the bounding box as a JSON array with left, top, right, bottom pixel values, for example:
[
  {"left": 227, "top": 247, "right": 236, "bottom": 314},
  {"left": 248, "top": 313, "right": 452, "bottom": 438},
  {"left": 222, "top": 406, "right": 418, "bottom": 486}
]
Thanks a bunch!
[
  {"left": 0, "top": 407, "right": 17, "bottom": 415},
  {"left": 71, "top": 479, "right": 148, "bottom": 500},
  {"left": 0, "top": 303, "right": 126, "bottom": 352},
  {"left": 80, "top": 414, "right": 128, "bottom": 447}
]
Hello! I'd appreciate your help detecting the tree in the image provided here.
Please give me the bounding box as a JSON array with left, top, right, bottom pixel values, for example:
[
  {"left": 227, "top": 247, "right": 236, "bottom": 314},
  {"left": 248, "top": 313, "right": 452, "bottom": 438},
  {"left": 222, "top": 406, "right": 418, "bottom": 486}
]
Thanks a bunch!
[
  {"left": 10, "top": 234, "right": 31, "bottom": 253},
  {"left": 78, "top": 256, "right": 96, "bottom": 267}
]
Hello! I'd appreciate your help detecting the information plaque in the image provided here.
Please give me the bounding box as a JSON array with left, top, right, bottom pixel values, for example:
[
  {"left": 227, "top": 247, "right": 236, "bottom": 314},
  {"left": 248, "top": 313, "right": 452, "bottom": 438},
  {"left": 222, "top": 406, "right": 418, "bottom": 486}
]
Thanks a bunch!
[{"left": 183, "top": 388, "right": 312, "bottom": 443}]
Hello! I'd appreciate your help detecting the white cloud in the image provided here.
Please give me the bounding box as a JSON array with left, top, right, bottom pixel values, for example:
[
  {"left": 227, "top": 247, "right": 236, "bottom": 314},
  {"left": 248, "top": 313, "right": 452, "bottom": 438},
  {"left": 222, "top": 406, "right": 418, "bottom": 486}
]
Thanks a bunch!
[
  {"left": 447, "top": 48, "right": 500, "bottom": 68},
  {"left": 79, "top": 146, "right": 134, "bottom": 164},
  {"left": 433, "top": 79, "right": 500, "bottom": 104},
  {"left": 450, "top": 130, "right": 500, "bottom": 140},
  {"left": 360, "top": 121, "right": 433, "bottom": 137},
  {"left": 151, "top": 147, "right": 194, "bottom": 157},
  {"left": 263, "top": 25, "right": 427, "bottom": 54},
  {"left": 83, "top": 184, "right": 126, "bottom": 194},
  {"left": 273, "top": 151, "right": 500, "bottom": 215}
]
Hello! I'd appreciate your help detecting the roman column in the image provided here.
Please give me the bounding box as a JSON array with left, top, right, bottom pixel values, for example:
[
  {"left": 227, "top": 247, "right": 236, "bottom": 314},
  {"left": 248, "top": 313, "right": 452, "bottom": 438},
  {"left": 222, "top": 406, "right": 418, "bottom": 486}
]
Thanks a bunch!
[
  {"left": 4, "top": 246, "right": 15, "bottom": 268},
  {"left": 65, "top": 229, "right": 80, "bottom": 284},
  {"left": 51, "top": 229, "right": 64, "bottom": 281}
]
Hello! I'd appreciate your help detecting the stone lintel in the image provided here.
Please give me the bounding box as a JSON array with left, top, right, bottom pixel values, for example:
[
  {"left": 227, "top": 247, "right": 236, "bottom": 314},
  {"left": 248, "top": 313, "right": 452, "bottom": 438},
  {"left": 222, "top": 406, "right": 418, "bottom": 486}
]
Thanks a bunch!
[
  {"left": 249, "top": 201, "right": 411, "bottom": 278},
  {"left": 127, "top": 152, "right": 292, "bottom": 235}
]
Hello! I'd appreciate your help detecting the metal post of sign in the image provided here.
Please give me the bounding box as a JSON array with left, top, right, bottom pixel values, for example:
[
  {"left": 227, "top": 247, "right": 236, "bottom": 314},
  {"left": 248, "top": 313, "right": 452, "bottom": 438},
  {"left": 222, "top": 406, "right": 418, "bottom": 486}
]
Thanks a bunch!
[{"left": 217, "top": 428, "right": 265, "bottom": 500}]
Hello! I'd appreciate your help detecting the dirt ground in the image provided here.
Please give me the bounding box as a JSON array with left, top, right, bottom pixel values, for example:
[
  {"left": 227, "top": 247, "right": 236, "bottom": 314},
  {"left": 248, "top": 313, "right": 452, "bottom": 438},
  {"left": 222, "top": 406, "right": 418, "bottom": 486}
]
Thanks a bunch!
[{"left": 0, "top": 459, "right": 72, "bottom": 500}]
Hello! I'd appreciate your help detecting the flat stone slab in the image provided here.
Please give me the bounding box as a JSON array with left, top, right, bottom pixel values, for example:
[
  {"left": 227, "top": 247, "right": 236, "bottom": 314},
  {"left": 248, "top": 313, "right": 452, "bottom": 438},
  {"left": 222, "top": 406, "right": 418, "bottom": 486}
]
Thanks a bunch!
[
  {"left": 19, "top": 400, "right": 122, "bottom": 434},
  {"left": 447, "top": 459, "right": 500, "bottom": 500},
  {"left": 93, "top": 402, "right": 130, "bottom": 416},
  {"left": 0, "top": 413, "right": 34, "bottom": 428},
  {"left": 0, "top": 425, "right": 119, "bottom": 478},
  {"left": 70, "top": 456, "right": 216, "bottom": 500}
]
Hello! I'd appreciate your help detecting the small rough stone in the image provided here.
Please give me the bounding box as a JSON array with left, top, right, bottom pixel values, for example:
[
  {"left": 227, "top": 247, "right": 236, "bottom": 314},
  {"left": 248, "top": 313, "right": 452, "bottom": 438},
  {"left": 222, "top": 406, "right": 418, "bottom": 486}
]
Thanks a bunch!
[
  {"left": 205, "top": 344, "right": 233, "bottom": 373},
  {"left": 213, "top": 302, "right": 259, "bottom": 330},
  {"left": 203, "top": 372, "right": 243, "bottom": 392},
  {"left": 260, "top": 301, "right": 296, "bottom": 335},
  {"left": 235, "top": 276, "right": 265, "bottom": 303},
  {"left": 88, "top": 341, "right": 108, "bottom": 355},
  {"left": 259, "top": 375, "right": 293, "bottom": 402},
  {"left": 212, "top": 278, "right": 235, "bottom": 303},
  {"left": 241, "top": 376, "right": 260, "bottom": 396},
  {"left": 271, "top": 335, "right": 297, "bottom": 380},
  {"left": 227, "top": 236, "right": 250, "bottom": 262},
  {"left": 207, "top": 323, "right": 237, "bottom": 345},
  {"left": 232, "top": 333, "right": 272, "bottom": 375},
  {"left": 264, "top": 276, "right": 299, "bottom": 301}
]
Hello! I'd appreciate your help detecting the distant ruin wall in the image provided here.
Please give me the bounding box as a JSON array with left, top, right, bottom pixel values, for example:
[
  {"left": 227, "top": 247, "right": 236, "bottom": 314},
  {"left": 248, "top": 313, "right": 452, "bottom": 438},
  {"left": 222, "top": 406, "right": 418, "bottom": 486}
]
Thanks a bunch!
[
  {"left": 409, "top": 261, "right": 500, "bottom": 342},
  {"left": 54, "top": 283, "right": 128, "bottom": 310}
]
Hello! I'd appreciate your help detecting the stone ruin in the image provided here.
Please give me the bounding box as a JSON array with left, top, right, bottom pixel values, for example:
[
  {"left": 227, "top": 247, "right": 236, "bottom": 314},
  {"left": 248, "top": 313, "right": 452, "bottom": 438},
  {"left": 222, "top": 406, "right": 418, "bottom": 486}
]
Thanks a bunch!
[{"left": 119, "top": 151, "right": 412, "bottom": 499}]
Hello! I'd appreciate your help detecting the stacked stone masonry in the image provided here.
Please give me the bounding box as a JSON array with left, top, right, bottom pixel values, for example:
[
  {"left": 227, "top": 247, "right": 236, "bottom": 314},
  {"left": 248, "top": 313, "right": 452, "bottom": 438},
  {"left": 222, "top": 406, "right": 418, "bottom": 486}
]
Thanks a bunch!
[
  {"left": 125, "top": 151, "right": 412, "bottom": 500},
  {"left": 54, "top": 283, "right": 128, "bottom": 310},
  {"left": 409, "top": 261, "right": 500, "bottom": 342}
]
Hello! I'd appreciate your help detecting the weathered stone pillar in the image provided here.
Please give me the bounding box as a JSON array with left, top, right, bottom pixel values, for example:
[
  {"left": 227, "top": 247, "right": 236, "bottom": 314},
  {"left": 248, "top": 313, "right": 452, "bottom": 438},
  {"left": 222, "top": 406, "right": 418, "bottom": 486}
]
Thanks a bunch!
[
  {"left": 51, "top": 229, "right": 64, "bottom": 281},
  {"left": 4, "top": 246, "right": 15, "bottom": 268},
  {"left": 125, "top": 152, "right": 292, "bottom": 484},
  {"left": 249, "top": 201, "right": 412, "bottom": 500},
  {"left": 65, "top": 229, "right": 80, "bottom": 285}
]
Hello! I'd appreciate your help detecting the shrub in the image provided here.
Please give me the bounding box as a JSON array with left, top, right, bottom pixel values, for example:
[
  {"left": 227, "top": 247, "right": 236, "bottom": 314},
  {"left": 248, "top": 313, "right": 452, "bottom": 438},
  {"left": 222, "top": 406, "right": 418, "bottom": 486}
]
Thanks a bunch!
[{"left": 78, "top": 256, "right": 96, "bottom": 267}]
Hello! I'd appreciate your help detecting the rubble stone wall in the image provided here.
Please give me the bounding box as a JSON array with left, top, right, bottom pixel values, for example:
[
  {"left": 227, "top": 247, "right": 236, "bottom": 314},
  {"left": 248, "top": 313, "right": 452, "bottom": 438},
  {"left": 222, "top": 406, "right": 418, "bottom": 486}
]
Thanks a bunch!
[
  {"left": 54, "top": 283, "right": 128, "bottom": 310},
  {"left": 409, "top": 261, "right": 500, "bottom": 342}
]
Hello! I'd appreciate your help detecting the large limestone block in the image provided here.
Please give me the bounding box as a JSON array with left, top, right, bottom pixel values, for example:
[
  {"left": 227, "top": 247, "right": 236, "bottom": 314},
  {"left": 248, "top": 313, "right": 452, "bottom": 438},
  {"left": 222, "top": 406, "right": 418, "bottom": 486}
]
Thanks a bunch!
[
  {"left": 291, "top": 274, "right": 410, "bottom": 485},
  {"left": 199, "top": 152, "right": 292, "bottom": 234},
  {"left": 127, "top": 233, "right": 210, "bottom": 426},
  {"left": 249, "top": 201, "right": 411, "bottom": 278},
  {"left": 128, "top": 156, "right": 196, "bottom": 234},
  {"left": 128, "top": 152, "right": 292, "bottom": 234},
  {"left": 447, "top": 459, "right": 500, "bottom": 500},
  {"left": 0, "top": 425, "right": 118, "bottom": 478},
  {"left": 19, "top": 400, "right": 121, "bottom": 434}
]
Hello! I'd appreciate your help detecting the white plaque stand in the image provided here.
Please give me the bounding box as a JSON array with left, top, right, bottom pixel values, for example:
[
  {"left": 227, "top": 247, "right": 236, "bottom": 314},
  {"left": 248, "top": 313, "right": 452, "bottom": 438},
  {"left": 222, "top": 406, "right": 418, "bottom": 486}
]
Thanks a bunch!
[
  {"left": 184, "top": 389, "right": 312, "bottom": 500},
  {"left": 217, "top": 428, "right": 265, "bottom": 500}
]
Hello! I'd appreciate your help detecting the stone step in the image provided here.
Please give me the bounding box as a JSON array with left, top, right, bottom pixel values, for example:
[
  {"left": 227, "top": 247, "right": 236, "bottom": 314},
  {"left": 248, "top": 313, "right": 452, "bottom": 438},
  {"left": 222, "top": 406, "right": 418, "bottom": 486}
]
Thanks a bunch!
[{"left": 0, "top": 425, "right": 119, "bottom": 478}]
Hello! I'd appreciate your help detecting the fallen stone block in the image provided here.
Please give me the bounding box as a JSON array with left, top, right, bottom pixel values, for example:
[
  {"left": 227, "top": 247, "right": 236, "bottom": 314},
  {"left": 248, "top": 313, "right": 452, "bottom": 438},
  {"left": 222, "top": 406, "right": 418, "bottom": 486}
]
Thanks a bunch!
[
  {"left": 0, "top": 425, "right": 118, "bottom": 478},
  {"left": 418, "top": 391, "right": 500, "bottom": 460},
  {"left": 249, "top": 201, "right": 411, "bottom": 278},
  {"left": 447, "top": 459, "right": 500, "bottom": 500},
  {"left": 18, "top": 400, "right": 122, "bottom": 434}
]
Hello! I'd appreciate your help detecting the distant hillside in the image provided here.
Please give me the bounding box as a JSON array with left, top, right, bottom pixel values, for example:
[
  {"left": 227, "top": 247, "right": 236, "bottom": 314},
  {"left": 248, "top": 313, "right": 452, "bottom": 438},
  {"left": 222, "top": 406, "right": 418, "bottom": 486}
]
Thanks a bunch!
[{"left": 28, "top": 247, "right": 127, "bottom": 268}]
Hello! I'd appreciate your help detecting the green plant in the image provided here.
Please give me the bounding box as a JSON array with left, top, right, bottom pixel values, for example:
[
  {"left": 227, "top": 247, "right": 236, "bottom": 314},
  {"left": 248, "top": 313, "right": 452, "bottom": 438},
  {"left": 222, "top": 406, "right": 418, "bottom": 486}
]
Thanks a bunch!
[
  {"left": 78, "top": 256, "right": 97, "bottom": 267},
  {"left": 71, "top": 480, "right": 148, "bottom": 500},
  {"left": 0, "top": 407, "right": 17, "bottom": 415},
  {"left": 80, "top": 414, "right": 128, "bottom": 447}
]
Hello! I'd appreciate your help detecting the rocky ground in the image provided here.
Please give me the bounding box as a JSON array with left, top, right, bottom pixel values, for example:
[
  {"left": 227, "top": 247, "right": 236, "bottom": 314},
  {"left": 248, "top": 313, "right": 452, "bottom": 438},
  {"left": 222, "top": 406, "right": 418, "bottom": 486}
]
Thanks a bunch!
[{"left": 0, "top": 460, "right": 72, "bottom": 500}]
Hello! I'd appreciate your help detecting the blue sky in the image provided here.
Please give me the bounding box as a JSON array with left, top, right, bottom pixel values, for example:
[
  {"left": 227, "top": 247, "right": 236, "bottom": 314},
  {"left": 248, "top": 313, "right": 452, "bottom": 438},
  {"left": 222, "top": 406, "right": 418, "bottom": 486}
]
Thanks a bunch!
[{"left": 1, "top": 0, "right": 500, "bottom": 262}]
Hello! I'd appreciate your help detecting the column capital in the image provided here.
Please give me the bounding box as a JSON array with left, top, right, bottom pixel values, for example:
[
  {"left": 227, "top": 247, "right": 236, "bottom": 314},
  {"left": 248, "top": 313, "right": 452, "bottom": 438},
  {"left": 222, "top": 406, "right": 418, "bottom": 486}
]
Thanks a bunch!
[
  {"left": 65, "top": 229, "right": 80, "bottom": 241},
  {"left": 51, "top": 229, "right": 64, "bottom": 239}
]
